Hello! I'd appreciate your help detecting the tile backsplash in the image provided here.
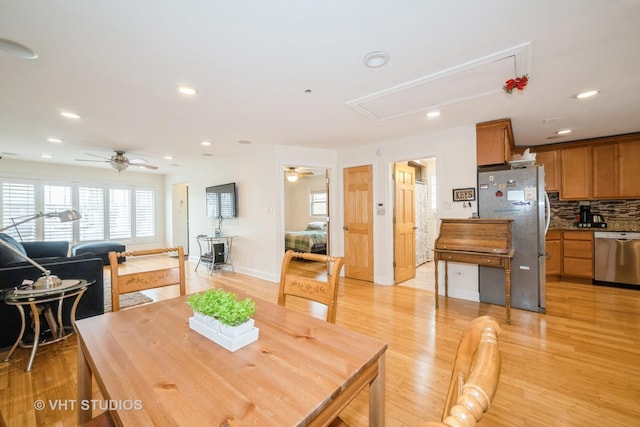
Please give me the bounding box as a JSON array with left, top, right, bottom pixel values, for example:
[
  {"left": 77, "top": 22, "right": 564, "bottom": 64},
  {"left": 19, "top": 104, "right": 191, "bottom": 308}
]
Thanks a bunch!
[{"left": 548, "top": 193, "right": 640, "bottom": 231}]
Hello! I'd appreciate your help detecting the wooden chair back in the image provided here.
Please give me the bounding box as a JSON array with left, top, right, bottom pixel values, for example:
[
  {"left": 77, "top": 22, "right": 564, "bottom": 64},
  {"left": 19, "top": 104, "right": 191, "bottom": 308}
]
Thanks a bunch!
[
  {"left": 278, "top": 250, "right": 344, "bottom": 323},
  {"left": 420, "top": 316, "right": 502, "bottom": 427},
  {"left": 108, "top": 246, "right": 186, "bottom": 312}
]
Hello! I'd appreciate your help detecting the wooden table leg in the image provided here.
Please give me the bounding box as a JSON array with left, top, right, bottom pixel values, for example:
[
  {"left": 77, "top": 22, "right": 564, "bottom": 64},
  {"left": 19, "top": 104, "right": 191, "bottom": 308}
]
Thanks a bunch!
[
  {"left": 434, "top": 258, "right": 439, "bottom": 308},
  {"left": 444, "top": 260, "right": 449, "bottom": 298},
  {"left": 77, "top": 335, "right": 93, "bottom": 424},
  {"left": 504, "top": 260, "right": 512, "bottom": 324},
  {"left": 369, "top": 353, "right": 385, "bottom": 427}
]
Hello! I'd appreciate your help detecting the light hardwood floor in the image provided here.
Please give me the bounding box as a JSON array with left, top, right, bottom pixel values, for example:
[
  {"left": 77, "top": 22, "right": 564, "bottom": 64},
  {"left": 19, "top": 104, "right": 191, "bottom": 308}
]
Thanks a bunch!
[{"left": 1, "top": 258, "right": 639, "bottom": 426}]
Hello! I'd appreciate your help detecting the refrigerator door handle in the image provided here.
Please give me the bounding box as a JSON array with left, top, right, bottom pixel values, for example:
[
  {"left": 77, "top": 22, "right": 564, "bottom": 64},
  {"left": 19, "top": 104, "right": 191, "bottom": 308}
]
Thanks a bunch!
[{"left": 544, "top": 191, "right": 551, "bottom": 235}]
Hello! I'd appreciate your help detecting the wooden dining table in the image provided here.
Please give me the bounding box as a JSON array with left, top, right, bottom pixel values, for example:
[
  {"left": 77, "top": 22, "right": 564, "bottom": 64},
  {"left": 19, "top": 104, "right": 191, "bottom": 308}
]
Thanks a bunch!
[{"left": 76, "top": 291, "right": 387, "bottom": 426}]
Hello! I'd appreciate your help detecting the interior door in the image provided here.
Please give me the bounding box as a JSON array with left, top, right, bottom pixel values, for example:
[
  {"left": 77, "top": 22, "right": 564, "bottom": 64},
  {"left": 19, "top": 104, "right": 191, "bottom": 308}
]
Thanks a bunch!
[
  {"left": 343, "top": 165, "right": 373, "bottom": 281},
  {"left": 394, "top": 163, "right": 416, "bottom": 283}
]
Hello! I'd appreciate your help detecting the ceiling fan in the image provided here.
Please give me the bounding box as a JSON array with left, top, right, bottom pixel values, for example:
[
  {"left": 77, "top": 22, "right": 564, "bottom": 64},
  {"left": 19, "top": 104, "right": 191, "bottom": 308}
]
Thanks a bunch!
[
  {"left": 284, "top": 167, "right": 314, "bottom": 182},
  {"left": 76, "top": 150, "right": 159, "bottom": 172}
]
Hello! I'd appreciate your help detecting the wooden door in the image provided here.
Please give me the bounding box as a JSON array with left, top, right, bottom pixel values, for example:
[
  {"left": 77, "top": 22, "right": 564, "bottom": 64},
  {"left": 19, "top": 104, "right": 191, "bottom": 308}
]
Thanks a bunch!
[
  {"left": 343, "top": 165, "right": 373, "bottom": 281},
  {"left": 394, "top": 163, "right": 416, "bottom": 283}
]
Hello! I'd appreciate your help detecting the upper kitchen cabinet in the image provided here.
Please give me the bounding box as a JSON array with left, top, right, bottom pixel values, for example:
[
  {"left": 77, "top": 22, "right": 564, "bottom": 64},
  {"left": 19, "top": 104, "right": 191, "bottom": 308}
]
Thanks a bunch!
[
  {"left": 534, "top": 150, "right": 560, "bottom": 192},
  {"left": 476, "top": 118, "right": 515, "bottom": 166},
  {"left": 560, "top": 146, "right": 592, "bottom": 200},
  {"left": 593, "top": 139, "right": 640, "bottom": 199}
]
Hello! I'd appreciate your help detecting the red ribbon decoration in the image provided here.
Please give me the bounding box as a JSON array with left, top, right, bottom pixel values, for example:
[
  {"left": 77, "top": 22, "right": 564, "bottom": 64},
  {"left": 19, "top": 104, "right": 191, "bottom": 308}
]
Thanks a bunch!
[{"left": 504, "top": 75, "right": 529, "bottom": 94}]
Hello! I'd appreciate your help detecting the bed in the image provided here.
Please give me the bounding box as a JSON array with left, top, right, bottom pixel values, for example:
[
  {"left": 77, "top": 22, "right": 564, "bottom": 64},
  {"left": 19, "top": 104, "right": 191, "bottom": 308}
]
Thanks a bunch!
[{"left": 284, "top": 222, "right": 327, "bottom": 254}]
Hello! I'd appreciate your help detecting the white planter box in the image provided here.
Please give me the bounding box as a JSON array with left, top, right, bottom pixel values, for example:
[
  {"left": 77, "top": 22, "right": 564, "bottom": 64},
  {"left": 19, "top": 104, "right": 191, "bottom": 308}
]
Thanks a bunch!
[{"left": 188, "top": 317, "right": 259, "bottom": 352}]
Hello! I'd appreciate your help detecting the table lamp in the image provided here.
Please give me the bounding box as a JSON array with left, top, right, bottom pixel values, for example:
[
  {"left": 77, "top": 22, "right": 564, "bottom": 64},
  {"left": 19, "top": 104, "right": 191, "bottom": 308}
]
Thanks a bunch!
[{"left": 0, "top": 210, "right": 81, "bottom": 289}]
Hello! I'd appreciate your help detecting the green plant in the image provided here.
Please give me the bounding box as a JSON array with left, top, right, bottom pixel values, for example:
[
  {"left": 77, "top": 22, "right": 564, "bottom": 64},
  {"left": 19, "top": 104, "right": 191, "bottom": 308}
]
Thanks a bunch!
[{"left": 187, "top": 289, "right": 256, "bottom": 326}]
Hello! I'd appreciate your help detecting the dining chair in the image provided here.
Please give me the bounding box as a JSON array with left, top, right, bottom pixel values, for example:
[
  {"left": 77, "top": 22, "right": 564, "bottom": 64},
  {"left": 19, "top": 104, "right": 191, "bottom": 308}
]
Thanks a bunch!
[
  {"left": 278, "top": 250, "right": 345, "bottom": 323},
  {"left": 79, "top": 411, "right": 115, "bottom": 427},
  {"left": 419, "top": 316, "right": 502, "bottom": 427},
  {"left": 279, "top": 250, "right": 349, "bottom": 426},
  {"left": 108, "top": 246, "right": 186, "bottom": 312}
]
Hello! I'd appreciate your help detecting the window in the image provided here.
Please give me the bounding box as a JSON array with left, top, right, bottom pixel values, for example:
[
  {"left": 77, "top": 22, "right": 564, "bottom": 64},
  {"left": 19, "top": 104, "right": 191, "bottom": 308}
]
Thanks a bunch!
[
  {"left": 1, "top": 181, "right": 36, "bottom": 240},
  {"left": 0, "top": 178, "right": 157, "bottom": 243},
  {"left": 109, "top": 188, "right": 132, "bottom": 240},
  {"left": 135, "top": 189, "right": 155, "bottom": 238},
  {"left": 309, "top": 189, "right": 327, "bottom": 217},
  {"left": 43, "top": 185, "right": 73, "bottom": 241},
  {"left": 79, "top": 187, "right": 105, "bottom": 241}
]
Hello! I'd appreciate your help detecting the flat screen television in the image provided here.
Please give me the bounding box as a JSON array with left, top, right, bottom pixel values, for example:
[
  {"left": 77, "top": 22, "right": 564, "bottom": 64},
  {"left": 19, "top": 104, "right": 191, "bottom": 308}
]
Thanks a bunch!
[{"left": 206, "top": 182, "right": 237, "bottom": 219}]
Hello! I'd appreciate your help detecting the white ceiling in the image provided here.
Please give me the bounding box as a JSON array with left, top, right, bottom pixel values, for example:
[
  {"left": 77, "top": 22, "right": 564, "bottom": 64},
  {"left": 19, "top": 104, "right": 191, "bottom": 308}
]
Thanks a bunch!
[{"left": 1, "top": 1, "right": 639, "bottom": 173}]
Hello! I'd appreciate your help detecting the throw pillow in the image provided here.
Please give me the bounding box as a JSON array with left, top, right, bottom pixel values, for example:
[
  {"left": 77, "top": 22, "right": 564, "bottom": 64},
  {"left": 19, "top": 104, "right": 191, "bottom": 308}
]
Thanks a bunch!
[{"left": 0, "top": 233, "right": 28, "bottom": 266}]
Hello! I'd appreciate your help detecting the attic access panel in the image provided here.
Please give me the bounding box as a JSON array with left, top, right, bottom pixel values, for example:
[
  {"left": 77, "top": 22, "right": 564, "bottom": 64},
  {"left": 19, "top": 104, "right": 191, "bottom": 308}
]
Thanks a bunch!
[{"left": 347, "top": 43, "right": 530, "bottom": 121}]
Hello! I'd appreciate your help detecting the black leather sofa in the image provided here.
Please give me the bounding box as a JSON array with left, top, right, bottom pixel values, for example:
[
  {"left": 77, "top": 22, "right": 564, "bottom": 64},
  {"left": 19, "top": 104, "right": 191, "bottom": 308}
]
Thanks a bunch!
[{"left": 0, "top": 234, "right": 105, "bottom": 349}]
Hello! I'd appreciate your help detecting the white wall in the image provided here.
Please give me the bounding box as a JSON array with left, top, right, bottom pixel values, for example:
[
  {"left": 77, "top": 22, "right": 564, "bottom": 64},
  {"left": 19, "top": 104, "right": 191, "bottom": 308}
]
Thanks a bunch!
[
  {"left": 284, "top": 174, "right": 326, "bottom": 231},
  {"left": 338, "top": 125, "right": 480, "bottom": 300},
  {"left": 0, "top": 158, "right": 166, "bottom": 251}
]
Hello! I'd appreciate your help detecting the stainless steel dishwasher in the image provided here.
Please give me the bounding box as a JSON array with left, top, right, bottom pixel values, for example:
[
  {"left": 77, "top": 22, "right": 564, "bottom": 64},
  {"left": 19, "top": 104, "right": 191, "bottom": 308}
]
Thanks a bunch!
[{"left": 594, "top": 231, "right": 640, "bottom": 287}]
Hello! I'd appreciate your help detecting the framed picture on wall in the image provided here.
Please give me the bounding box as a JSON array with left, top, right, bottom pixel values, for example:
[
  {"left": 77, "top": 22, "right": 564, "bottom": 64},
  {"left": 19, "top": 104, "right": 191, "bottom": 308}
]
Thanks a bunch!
[{"left": 452, "top": 187, "right": 476, "bottom": 202}]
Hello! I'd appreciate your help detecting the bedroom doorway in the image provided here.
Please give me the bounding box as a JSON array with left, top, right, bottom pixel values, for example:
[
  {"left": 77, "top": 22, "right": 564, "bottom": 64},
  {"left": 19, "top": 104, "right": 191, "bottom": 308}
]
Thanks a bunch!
[{"left": 283, "top": 166, "right": 330, "bottom": 256}]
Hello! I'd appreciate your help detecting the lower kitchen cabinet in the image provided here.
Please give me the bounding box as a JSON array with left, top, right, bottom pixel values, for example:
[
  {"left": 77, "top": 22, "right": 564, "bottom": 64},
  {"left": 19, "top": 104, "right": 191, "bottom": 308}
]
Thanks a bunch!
[
  {"left": 545, "top": 231, "right": 562, "bottom": 277},
  {"left": 562, "top": 230, "right": 594, "bottom": 278}
]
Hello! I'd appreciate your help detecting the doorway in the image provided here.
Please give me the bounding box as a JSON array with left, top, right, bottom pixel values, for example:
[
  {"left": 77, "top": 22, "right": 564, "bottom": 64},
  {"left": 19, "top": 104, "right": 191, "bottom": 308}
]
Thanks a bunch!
[
  {"left": 171, "top": 182, "right": 189, "bottom": 255},
  {"left": 394, "top": 158, "right": 437, "bottom": 285},
  {"left": 282, "top": 166, "right": 330, "bottom": 255}
]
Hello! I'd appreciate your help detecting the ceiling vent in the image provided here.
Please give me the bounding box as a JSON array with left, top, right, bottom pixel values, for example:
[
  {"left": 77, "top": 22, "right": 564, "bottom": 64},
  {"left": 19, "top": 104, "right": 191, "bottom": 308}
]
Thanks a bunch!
[{"left": 347, "top": 43, "right": 531, "bottom": 121}]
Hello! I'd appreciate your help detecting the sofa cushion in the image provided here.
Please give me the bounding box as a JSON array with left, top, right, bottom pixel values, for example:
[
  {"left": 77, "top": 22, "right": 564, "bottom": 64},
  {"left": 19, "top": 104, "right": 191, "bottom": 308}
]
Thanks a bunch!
[
  {"left": 22, "top": 240, "right": 69, "bottom": 258},
  {"left": 0, "top": 233, "right": 28, "bottom": 266}
]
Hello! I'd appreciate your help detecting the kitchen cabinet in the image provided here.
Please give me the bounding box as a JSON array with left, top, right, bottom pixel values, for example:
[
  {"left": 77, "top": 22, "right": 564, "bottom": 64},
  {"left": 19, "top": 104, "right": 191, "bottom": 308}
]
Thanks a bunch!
[
  {"left": 593, "top": 141, "right": 640, "bottom": 198},
  {"left": 535, "top": 150, "right": 560, "bottom": 192},
  {"left": 545, "top": 230, "right": 562, "bottom": 277},
  {"left": 476, "top": 119, "right": 514, "bottom": 166},
  {"left": 618, "top": 141, "right": 640, "bottom": 197},
  {"left": 562, "top": 230, "right": 593, "bottom": 278},
  {"left": 560, "top": 146, "right": 591, "bottom": 200}
]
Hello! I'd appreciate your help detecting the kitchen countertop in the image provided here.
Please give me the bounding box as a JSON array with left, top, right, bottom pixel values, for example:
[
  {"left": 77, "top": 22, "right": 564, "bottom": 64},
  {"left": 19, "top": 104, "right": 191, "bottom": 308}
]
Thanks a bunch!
[{"left": 549, "top": 219, "right": 639, "bottom": 232}]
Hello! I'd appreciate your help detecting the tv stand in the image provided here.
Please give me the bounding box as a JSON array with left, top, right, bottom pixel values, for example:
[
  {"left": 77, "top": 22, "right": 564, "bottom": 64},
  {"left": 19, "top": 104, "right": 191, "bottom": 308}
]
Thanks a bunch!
[{"left": 198, "top": 236, "right": 236, "bottom": 273}]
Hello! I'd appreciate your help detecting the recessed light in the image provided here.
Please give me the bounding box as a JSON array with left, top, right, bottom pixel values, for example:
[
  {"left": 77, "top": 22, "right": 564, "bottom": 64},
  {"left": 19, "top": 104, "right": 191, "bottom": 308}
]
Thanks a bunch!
[
  {"left": 178, "top": 86, "right": 197, "bottom": 96},
  {"left": 426, "top": 111, "right": 441, "bottom": 118},
  {"left": 41, "top": 153, "right": 53, "bottom": 159},
  {"left": 557, "top": 129, "right": 572, "bottom": 135},
  {"left": 60, "top": 111, "right": 81, "bottom": 119},
  {"left": 575, "top": 90, "right": 599, "bottom": 99},
  {"left": 202, "top": 153, "right": 213, "bottom": 157},
  {"left": 0, "top": 38, "right": 38, "bottom": 59},
  {"left": 200, "top": 140, "right": 211, "bottom": 146},
  {"left": 164, "top": 155, "right": 174, "bottom": 160},
  {"left": 47, "top": 137, "right": 63, "bottom": 143},
  {"left": 363, "top": 51, "right": 389, "bottom": 68},
  {"left": 238, "top": 140, "right": 252, "bottom": 145}
]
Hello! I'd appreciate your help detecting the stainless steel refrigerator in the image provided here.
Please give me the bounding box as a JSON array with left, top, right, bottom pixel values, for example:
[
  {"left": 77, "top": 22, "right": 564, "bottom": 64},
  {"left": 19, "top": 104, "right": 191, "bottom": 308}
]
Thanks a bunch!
[{"left": 478, "top": 166, "right": 549, "bottom": 312}]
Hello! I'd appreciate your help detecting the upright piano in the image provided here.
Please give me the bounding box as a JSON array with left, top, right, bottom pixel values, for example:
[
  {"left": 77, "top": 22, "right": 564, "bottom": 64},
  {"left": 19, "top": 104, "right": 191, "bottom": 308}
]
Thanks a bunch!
[{"left": 434, "top": 218, "right": 515, "bottom": 323}]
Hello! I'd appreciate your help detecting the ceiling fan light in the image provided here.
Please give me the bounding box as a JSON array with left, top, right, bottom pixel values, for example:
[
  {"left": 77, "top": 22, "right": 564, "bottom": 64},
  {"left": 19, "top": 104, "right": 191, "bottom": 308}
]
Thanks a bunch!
[
  {"left": 286, "top": 174, "right": 298, "bottom": 182},
  {"left": 111, "top": 161, "right": 129, "bottom": 171}
]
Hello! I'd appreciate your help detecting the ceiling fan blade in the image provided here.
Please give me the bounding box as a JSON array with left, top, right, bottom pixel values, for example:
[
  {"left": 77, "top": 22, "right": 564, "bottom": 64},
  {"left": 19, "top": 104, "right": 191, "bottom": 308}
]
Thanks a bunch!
[
  {"left": 84, "top": 152, "right": 111, "bottom": 160},
  {"left": 131, "top": 163, "right": 159, "bottom": 170},
  {"left": 75, "top": 158, "right": 108, "bottom": 163}
]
